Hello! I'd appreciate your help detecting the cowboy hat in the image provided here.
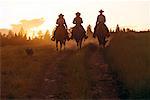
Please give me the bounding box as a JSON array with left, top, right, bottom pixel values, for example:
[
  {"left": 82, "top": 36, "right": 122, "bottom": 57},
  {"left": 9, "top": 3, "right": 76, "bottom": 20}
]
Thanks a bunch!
[
  {"left": 59, "top": 13, "right": 64, "bottom": 17},
  {"left": 99, "top": 9, "right": 104, "bottom": 13},
  {"left": 76, "top": 12, "right": 81, "bottom": 16}
]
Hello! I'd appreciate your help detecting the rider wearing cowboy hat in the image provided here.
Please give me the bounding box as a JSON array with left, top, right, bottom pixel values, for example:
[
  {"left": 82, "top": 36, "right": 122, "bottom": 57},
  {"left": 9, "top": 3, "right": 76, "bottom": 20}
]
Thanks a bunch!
[
  {"left": 94, "top": 9, "right": 109, "bottom": 37},
  {"left": 56, "top": 13, "right": 67, "bottom": 28},
  {"left": 96, "top": 9, "right": 106, "bottom": 25},
  {"left": 93, "top": 9, "right": 110, "bottom": 48},
  {"left": 73, "top": 12, "right": 83, "bottom": 25},
  {"left": 52, "top": 13, "right": 68, "bottom": 41},
  {"left": 71, "top": 12, "right": 87, "bottom": 39}
]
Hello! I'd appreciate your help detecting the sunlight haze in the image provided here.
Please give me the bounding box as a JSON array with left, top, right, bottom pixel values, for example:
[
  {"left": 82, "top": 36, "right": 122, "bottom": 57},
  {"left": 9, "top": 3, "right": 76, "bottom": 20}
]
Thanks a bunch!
[{"left": 0, "top": 0, "right": 150, "bottom": 36}]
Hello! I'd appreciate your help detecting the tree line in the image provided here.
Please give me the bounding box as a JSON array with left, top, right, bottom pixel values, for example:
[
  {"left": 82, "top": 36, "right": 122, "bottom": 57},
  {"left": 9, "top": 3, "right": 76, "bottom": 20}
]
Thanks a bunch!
[
  {"left": 0, "top": 27, "right": 51, "bottom": 46},
  {"left": 0, "top": 24, "right": 149, "bottom": 46}
]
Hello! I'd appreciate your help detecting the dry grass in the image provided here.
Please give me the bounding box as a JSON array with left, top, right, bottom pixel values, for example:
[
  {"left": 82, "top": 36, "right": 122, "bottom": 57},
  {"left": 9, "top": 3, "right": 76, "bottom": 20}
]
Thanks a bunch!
[
  {"left": 1, "top": 44, "right": 57, "bottom": 99},
  {"left": 1, "top": 42, "right": 94, "bottom": 99},
  {"left": 63, "top": 48, "right": 91, "bottom": 99},
  {"left": 104, "top": 32, "right": 150, "bottom": 98},
  {"left": 2, "top": 32, "right": 150, "bottom": 99}
]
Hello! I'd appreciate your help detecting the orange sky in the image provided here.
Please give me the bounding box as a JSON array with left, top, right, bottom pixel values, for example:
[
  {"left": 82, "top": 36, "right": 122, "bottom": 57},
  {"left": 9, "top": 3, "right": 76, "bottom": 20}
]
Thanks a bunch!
[{"left": 0, "top": 0, "right": 150, "bottom": 35}]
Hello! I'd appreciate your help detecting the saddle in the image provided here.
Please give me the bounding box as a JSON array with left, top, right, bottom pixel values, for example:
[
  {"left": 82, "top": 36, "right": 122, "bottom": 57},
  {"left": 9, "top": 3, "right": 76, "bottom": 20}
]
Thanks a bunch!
[
  {"left": 72, "top": 25, "right": 86, "bottom": 39},
  {"left": 94, "top": 23, "right": 109, "bottom": 37},
  {"left": 53, "top": 25, "right": 68, "bottom": 40}
]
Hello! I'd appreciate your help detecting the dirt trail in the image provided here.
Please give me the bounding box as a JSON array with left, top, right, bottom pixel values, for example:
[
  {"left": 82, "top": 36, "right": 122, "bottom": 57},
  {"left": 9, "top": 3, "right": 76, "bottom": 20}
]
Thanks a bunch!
[
  {"left": 87, "top": 45, "right": 119, "bottom": 99},
  {"left": 33, "top": 50, "right": 74, "bottom": 99},
  {"left": 33, "top": 44, "right": 120, "bottom": 99}
]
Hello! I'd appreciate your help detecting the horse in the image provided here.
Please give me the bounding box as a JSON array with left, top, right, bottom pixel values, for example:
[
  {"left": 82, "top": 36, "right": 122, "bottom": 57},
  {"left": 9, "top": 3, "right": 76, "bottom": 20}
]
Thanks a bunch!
[
  {"left": 53, "top": 25, "right": 69, "bottom": 51},
  {"left": 93, "top": 23, "right": 110, "bottom": 48},
  {"left": 71, "top": 25, "right": 87, "bottom": 49}
]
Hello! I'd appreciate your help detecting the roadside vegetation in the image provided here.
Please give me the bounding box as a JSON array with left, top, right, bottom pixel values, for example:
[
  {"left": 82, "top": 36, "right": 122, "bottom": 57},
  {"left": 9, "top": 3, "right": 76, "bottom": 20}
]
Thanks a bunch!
[{"left": 104, "top": 32, "right": 150, "bottom": 98}]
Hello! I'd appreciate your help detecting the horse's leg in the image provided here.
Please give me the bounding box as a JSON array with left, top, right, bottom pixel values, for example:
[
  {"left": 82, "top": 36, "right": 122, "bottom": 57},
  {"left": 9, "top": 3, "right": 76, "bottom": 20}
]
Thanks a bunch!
[
  {"left": 98, "top": 36, "right": 104, "bottom": 48},
  {"left": 60, "top": 41, "right": 62, "bottom": 51},
  {"left": 97, "top": 36, "right": 102, "bottom": 47},
  {"left": 79, "top": 39, "right": 82, "bottom": 49},
  {"left": 101, "top": 34, "right": 105, "bottom": 48},
  {"left": 63, "top": 40, "right": 66, "bottom": 50},
  {"left": 76, "top": 41, "right": 79, "bottom": 48},
  {"left": 56, "top": 40, "right": 58, "bottom": 51}
]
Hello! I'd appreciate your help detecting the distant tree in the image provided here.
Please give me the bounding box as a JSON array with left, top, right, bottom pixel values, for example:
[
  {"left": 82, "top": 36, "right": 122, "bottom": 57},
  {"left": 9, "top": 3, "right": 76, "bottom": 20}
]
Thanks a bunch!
[
  {"left": 87, "top": 25, "right": 92, "bottom": 33},
  {"left": 44, "top": 30, "right": 50, "bottom": 42},
  {"left": 126, "top": 28, "right": 130, "bottom": 32},
  {"left": 7, "top": 30, "right": 14, "bottom": 38},
  {"left": 28, "top": 37, "right": 31, "bottom": 41},
  {"left": 120, "top": 28, "right": 123, "bottom": 32},
  {"left": 23, "top": 34, "right": 27, "bottom": 40},
  {"left": 116, "top": 24, "right": 120, "bottom": 32},
  {"left": 130, "top": 29, "right": 135, "bottom": 32},
  {"left": 3, "top": 34, "right": 6, "bottom": 37},
  {"left": 110, "top": 28, "right": 113, "bottom": 33},
  {"left": 31, "top": 31, "right": 35, "bottom": 39},
  {"left": 37, "top": 30, "right": 43, "bottom": 39},
  {"left": 18, "top": 27, "right": 26, "bottom": 37},
  {"left": 86, "top": 25, "right": 93, "bottom": 37},
  {"left": 123, "top": 28, "right": 126, "bottom": 32},
  {"left": 14, "top": 33, "right": 18, "bottom": 37},
  {"left": 0, "top": 32, "right": 2, "bottom": 38}
]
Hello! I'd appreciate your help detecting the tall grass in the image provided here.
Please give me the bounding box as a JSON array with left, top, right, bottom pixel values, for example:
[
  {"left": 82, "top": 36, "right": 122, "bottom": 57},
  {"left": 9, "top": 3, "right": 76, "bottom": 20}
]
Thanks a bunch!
[
  {"left": 59, "top": 48, "right": 91, "bottom": 99},
  {"left": 1, "top": 44, "right": 56, "bottom": 99},
  {"left": 104, "top": 32, "right": 150, "bottom": 98},
  {"left": 1, "top": 43, "right": 93, "bottom": 99}
]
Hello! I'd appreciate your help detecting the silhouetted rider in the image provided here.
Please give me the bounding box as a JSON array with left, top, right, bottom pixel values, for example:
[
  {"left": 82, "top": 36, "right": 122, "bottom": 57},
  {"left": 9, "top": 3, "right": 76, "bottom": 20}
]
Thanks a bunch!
[
  {"left": 96, "top": 9, "right": 106, "bottom": 24},
  {"left": 56, "top": 14, "right": 67, "bottom": 28},
  {"left": 73, "top": 12, "right": 83, "bottom": 25},
  {"left": 52, "top": 14, "right": 68, "bottom": 41},
  {"left": 71, "top": 12, "right": 87, "bottom": 39},
  {"left": 94, "top": 9, "right": 109, "bottom": 37}
]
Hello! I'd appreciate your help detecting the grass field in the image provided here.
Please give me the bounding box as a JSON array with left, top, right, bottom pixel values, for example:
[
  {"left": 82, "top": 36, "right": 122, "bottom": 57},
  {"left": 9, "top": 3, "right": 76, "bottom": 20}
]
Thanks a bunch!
[
  {"left": 104, "top": 32, "right": 150, "bottom": 98},
  {"left": 1, "top": 32, "right": 150, "bottom": 99},
  {"left": 1, "top": 44, "right": 57, "bottom": 98},
  {"left": 1, "top": 41, "right": 97, "bottom": 99}
]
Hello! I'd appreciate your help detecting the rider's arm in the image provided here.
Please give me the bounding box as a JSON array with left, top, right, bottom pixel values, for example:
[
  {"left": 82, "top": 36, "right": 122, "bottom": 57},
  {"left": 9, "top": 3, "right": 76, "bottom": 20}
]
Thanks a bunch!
[
  {"left": 96, "top": 15, "right": 99, "bottom": 25},
  {"left": 104, "top": 15, "right": 106, "bottom": 23},
  {"left": 64, "top": 20, "right": 68, "bottom": 29},
  {"left": 56, "top": 19, "right": 59, "bottom": 24},
  {"left": 81, "top": 18, "right": 83, "bottom": 24},
  {"left": 73, "top": 18, "right": 76, "bottom": 24}
]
